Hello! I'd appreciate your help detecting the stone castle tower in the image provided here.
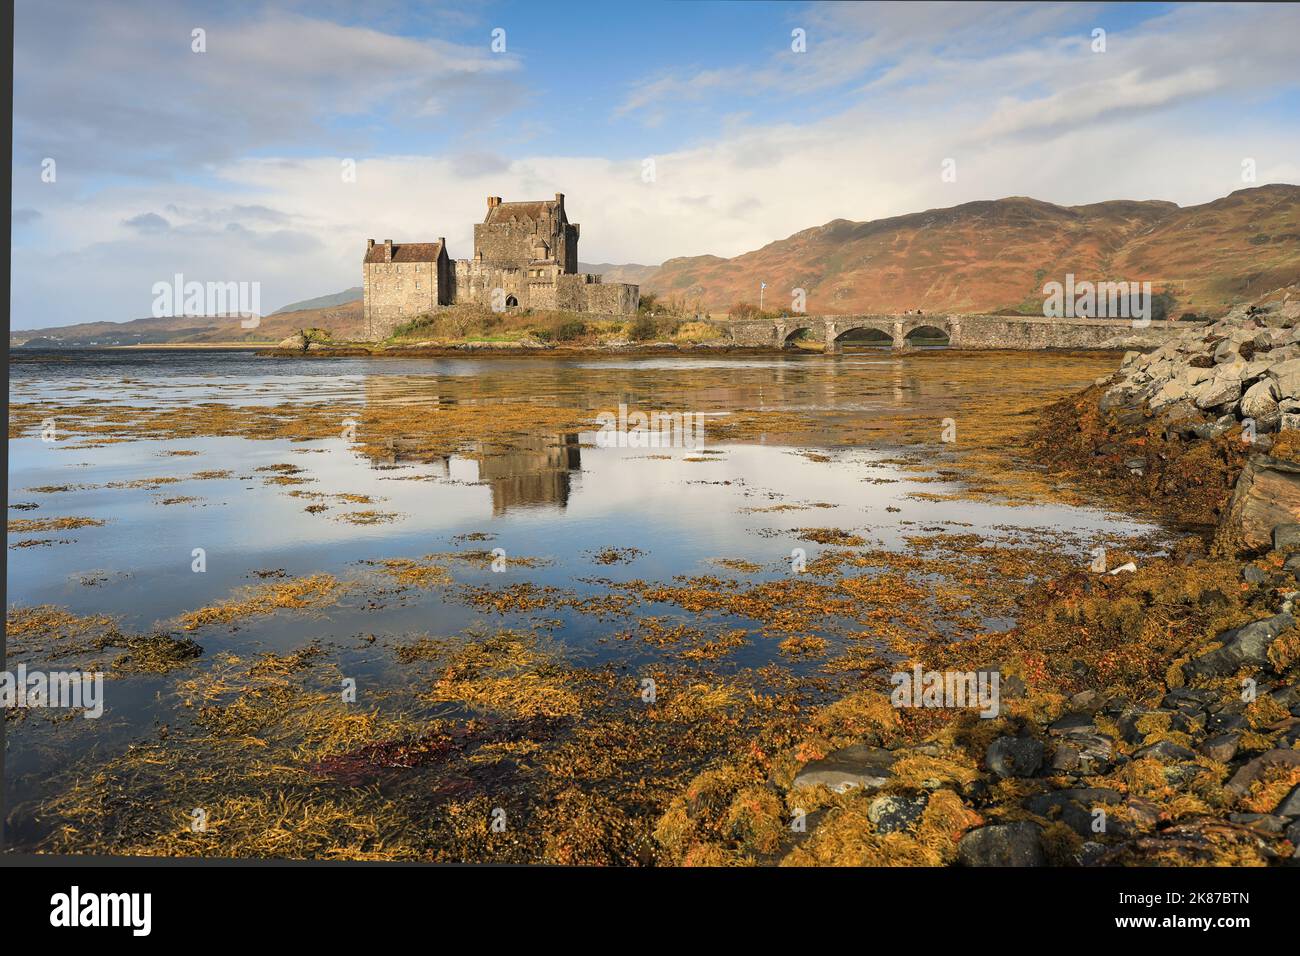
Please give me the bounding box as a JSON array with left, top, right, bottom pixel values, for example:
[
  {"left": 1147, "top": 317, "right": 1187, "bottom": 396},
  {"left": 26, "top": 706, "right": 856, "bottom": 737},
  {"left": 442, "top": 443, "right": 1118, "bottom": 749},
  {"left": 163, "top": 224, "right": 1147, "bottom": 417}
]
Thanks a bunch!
[{"left": 362, "top": 193, "right": 638, "bottom": 340}]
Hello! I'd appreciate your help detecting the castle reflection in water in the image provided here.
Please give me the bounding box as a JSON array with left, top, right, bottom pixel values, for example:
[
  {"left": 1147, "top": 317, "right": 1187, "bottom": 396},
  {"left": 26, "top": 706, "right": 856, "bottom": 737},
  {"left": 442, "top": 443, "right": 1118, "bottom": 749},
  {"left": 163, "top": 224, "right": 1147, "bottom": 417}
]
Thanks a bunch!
[{"left": 361, "top": 375, "right": 582, "bottom": 514}]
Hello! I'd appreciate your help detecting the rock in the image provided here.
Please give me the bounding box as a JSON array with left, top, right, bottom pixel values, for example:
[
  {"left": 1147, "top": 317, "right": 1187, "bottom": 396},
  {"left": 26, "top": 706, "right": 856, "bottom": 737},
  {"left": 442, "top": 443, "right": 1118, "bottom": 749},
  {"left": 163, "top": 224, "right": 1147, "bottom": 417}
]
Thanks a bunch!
[
  {"left": 1162, "top": 687, "right": 1214, "bottom": 712},
  {"left": 1241, "top": 379, "right": 1282, "bottom": 429},
  {"left": 1076, "top": 841, "right": 1108, "bottom": 866},
  {"left": 1287, "top": 820, "right": 1300, "bottom": 847},
  {"left": 1228, "top": 813, "right": 1289, "bottom": 833},
  {"left": 1192, "top": 376, "right": 1242, "bottom": 410},
  {"left": 1226, "top": 749, "right": 1300, "bottom": 796},
  {"left": 1184, "top": 613, "right": 1295, "bottom": 678},
  {"left": 1024, "top": 788, "right": 1122, "bottom": 837},
  {"left": 1134, "top": 739, "right": 1198, "bottom": 762},
  {"left": 1217, "top": 459, "right": 1300, "bottom": 554},
  {"left": 868, "top": 794, "right": 928, "bottom": 834},
  {"left": 1242, "top": 564, "right": 1268, "bottom": 584},
  {"left": 1275, "top": 785, "right": 1300, "bottom": 818},
  {"left": 1208, "top": 711, "right": 1249, "bottom": 735},
  {"left": 1269, "top": 358, "right": 1300, "bottom": 396},
  {"left": 1067, "top": 690, "right": 1102, "bottom": 712},
  {"left": 1150, "top": 379, "right": 1192, "bottom": 410},
  {"left": 1049, "top": 732, "right": 1114, "bottom": 775},
  {"left": 957, "top": 822, "right": 1046, "bottom": 867},
  {"left": 1048, "top": 712, "right": 1097, "bottom": 735},
  {"left": 985, "top": 736, "right": 1045, "bottom": 778},
  {"left": 1276, "top": 524, "right": 1300, "bottom": 552},
  {"left": 1200, "top": 733, "right": 1240, "bottom": 762},
  {"left": 790, "top": 744, "right": 896, "bottom": 794}
]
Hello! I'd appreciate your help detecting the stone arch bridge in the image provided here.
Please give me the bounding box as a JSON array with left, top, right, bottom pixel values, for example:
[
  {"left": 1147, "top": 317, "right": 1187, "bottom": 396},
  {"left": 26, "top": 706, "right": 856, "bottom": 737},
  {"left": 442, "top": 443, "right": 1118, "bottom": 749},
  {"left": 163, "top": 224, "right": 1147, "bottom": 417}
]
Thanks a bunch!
[{"left": 726, "top": 313, "right": 1197, "bottom": 352}]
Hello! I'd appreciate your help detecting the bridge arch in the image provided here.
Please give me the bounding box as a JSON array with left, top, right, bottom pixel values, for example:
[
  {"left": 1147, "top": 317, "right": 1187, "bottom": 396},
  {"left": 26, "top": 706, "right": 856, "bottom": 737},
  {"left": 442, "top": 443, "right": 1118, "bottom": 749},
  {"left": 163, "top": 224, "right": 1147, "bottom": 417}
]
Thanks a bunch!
[
  {"left": 833, "top": 326, "right": 894, "bottom": 349},
  {"left": 780, "top": 326, "right": 816, "bottom": 349},
  {"left": 902, "top": 323, "right": 951, "bottom": 348}
]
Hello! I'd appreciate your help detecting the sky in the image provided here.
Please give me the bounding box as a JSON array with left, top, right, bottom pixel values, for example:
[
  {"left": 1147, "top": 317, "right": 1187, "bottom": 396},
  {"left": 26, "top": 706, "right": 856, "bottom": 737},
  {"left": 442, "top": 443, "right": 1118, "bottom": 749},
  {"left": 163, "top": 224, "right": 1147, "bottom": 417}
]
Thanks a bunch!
[{"left": 10, "top": 0, "right": 1300, "bottom": 329}]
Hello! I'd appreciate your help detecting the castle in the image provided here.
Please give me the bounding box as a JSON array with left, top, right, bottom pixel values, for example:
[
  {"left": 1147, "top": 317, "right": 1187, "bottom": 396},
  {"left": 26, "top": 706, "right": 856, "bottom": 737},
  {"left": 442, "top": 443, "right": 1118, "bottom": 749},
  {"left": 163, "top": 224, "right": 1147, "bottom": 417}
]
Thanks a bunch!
[{"left": 362, "top": 193, "right": 639, "bottom": 340}]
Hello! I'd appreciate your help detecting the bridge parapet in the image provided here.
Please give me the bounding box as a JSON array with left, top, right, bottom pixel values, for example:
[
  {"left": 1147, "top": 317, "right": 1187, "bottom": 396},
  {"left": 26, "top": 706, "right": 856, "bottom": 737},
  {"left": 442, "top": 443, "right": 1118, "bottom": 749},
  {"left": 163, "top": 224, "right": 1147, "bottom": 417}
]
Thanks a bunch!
[{"left": 725, "top": 312, "right": 1204, "bottom": 351}]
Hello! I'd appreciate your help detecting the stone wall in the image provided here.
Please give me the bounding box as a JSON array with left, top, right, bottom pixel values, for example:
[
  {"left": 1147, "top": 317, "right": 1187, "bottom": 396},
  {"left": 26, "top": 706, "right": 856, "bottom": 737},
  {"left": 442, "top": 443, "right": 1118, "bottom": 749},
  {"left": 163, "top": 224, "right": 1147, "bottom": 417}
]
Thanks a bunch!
[{"left": 363, "top": 255, "right": 449, "bottom": 340}]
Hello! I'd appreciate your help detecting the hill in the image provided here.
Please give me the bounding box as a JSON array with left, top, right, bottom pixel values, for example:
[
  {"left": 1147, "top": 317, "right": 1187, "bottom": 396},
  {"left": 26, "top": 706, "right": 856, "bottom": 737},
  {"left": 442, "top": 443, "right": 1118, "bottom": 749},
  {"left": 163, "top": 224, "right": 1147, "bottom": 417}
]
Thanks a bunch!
[
  {"left": 271, "top": 287, "right": 362, "bottom": 315},
  {"left": 639, "top": 184, "right": 1300, "bottom": 318}
]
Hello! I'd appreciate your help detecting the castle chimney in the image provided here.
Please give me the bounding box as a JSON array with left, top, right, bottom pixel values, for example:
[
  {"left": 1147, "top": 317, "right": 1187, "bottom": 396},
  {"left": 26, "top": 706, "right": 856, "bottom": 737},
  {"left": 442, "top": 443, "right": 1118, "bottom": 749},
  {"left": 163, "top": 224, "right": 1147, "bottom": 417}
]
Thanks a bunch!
[
  {"left": 367, "top": 239, "right": 374, "bottom": 249},
  {"left": 555, "top": 192, "right": 564, "bottom": 207},
  {"left": 383, "top": 239, "right": 393, "bottom": 262},
  {"left": 487, "top": 196, "right": 501, "bottom": 210}
]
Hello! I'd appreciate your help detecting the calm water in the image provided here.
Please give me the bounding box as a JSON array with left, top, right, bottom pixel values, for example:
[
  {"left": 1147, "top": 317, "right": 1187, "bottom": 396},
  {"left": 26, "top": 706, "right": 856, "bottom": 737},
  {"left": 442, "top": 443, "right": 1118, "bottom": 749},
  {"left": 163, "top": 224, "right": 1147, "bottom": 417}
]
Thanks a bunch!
[{"left": 5, "top": 348, "right": 1157, "bottom": 845}]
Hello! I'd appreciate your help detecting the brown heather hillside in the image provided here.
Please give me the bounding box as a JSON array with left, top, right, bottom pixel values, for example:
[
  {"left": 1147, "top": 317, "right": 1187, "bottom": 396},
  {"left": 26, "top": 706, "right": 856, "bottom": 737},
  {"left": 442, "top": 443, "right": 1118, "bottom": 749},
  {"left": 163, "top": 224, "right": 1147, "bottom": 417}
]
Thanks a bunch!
[
  {"left": 643, "top": 184, "right": 1300, "bottom": 318},
  {"left": 11, "top": 300, "right": 366, "bottom": 348}
]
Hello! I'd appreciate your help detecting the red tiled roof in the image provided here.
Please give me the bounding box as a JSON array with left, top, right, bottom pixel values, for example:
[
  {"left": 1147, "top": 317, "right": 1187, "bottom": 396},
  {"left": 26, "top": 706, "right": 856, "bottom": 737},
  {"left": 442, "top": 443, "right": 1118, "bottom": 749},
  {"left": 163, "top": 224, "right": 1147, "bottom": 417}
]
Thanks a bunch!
[{"left": 364, "top": 241, "right": 444, "bottom": 264}]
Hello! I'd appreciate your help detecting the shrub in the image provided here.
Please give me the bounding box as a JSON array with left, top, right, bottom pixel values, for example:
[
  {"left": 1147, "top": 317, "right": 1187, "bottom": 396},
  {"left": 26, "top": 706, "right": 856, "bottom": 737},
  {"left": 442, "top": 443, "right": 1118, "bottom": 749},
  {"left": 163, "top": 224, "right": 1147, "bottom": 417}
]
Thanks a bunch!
[
  {"left": 552, "top": 318, "right": 587, "bottom": 342},
  {"left": 628, "top": 316, "right": 659, "bottom": 341}
]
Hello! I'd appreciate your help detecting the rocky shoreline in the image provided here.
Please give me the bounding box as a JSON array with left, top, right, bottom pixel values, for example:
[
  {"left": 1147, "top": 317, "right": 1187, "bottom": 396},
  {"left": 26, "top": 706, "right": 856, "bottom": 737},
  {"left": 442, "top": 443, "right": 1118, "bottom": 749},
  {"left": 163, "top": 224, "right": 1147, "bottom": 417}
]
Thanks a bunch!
[{"left": 654, "top": 285, "right": 1300, "bottom": 867}]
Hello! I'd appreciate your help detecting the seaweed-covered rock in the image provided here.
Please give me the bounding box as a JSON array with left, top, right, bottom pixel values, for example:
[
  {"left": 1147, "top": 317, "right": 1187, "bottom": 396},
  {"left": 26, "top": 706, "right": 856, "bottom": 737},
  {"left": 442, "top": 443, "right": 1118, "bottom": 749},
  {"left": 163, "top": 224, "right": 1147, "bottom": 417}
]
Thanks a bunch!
[
  {"left": 1226, "top": 749, "right": 1300, "bottom": 797},
  {"left": 1024, "top": 788, "right": 1122, "bottom": 837},
  {"left": 1183, "top": 613, "right": 1295, "bottom": 679},
  {"left": 867, "top": 794, "right": 928, "bottom": 834},
  {"left": 1275, "top": 785, "right": 1300, "bottom": 818},
  {"left": 957, "top": 822, "right": 1046, "bottom": 867}
]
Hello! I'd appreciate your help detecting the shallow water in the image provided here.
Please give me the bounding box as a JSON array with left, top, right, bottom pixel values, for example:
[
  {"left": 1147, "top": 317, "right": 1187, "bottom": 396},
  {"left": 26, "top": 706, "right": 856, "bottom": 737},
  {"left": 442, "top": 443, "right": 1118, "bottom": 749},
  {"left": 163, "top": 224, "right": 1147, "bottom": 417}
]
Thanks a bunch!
[{"left": 4, "top": 348, "right": 1160, "bottom": 852}]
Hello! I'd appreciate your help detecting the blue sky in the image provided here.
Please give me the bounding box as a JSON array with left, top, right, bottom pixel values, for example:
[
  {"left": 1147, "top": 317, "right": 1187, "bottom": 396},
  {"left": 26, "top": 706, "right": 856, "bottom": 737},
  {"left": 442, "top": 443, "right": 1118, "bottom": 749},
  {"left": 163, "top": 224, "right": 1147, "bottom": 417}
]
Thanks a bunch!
[{"left": 11, "top": 1, "right": 1300, "bottom": 328}]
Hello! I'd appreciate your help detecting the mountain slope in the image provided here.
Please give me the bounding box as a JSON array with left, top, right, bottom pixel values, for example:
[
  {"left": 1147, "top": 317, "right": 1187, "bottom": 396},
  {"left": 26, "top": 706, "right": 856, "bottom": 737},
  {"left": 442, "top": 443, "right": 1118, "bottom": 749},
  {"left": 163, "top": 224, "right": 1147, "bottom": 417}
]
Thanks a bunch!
[
  {"left": 641, "top": 184, "right": 1300, "bottom": 318},
  {"left": 272, "top": 287, "right": 362, "bottom": 315}
]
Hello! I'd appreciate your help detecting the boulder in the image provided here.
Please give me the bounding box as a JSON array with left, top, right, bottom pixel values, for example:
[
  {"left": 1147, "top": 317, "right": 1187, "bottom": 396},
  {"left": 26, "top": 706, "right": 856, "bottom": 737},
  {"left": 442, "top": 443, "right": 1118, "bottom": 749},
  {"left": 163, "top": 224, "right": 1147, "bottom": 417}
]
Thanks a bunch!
[
  {"left": 1134, "top": 739, "right": 1199, "bottom": 762},
  {"left": 1150, "top": 380, "right": 1193, "bottom": 410},
  {"left": 1276, "top": 524, "right": 1300, "bottom": 552},
  {"left": 1269, "top": 358, "right": 1300, "bottom": 397},
  {"left": 1192, "top": 376, "right": 1241, "bottom": 410},
  {"left": 1024, "top": 788, "right": 1122, "bottom": 837},
  {"left": 1217, "top": 458, "right": 1300, "bottom": 553},
  {"left": 957, "top": 822, "right": 1046, "bottom": 867},
  {"left": 1226, "top": 749, "right": 1300, "bottom": 797},
  {"left": 1200, "top": 733, "right": 1240, "bottom": 762},
  {"left": 867, "top": 794, "right": 928, "bottom": 834},
  {"left": 1183, "top": 613, "right": 1294, "bottom": 679},
  {"left": 985, "top": 736, "right": 1045, "bottom": 778},
  {"left": 1274, "top": 785, "right": 1300, "bottom": 818},
  {"left": 790, "top": 744, "right": 896, "bottom": 794},
  {"left": 1241, "top": 379, "right": 1282, "bottom": 430}
]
